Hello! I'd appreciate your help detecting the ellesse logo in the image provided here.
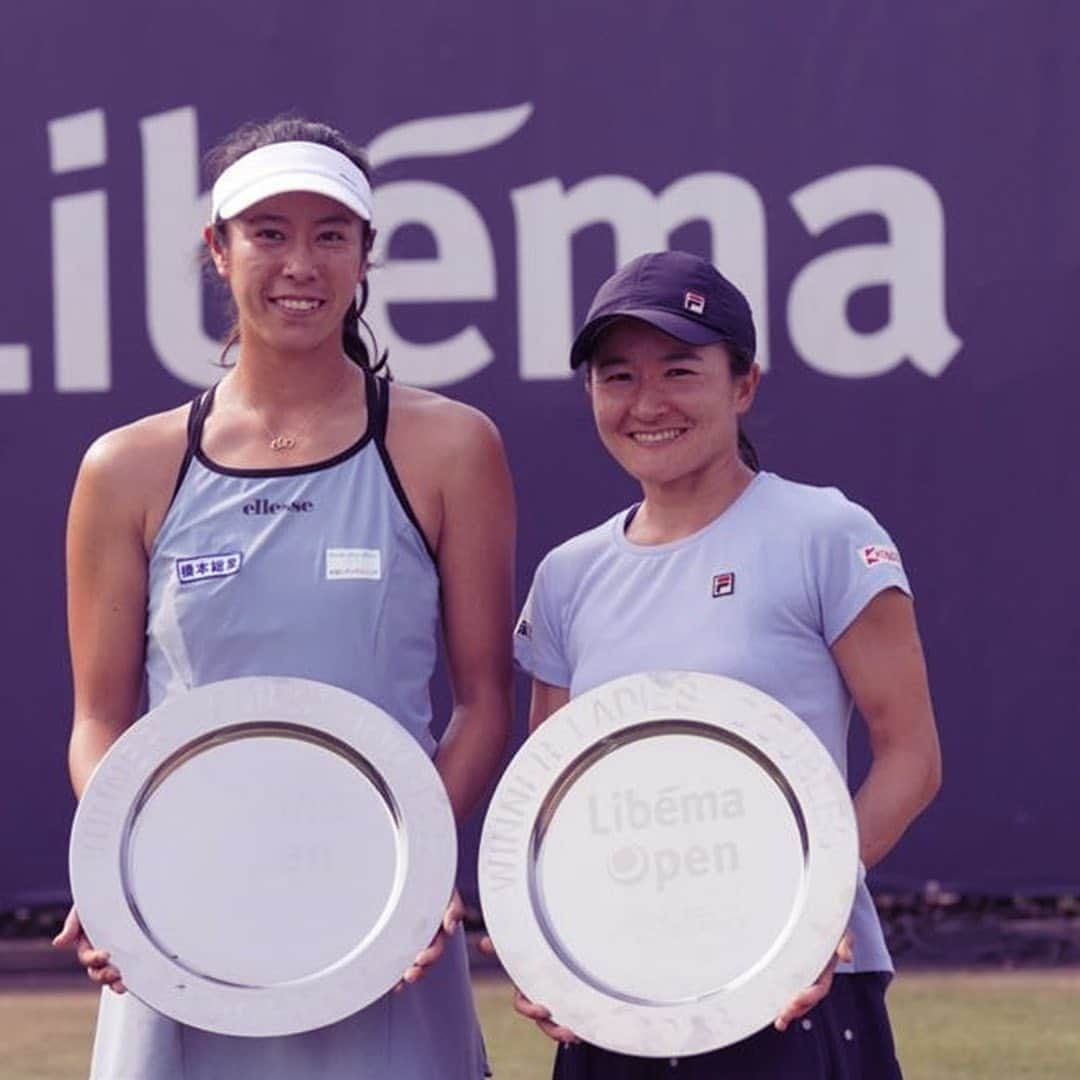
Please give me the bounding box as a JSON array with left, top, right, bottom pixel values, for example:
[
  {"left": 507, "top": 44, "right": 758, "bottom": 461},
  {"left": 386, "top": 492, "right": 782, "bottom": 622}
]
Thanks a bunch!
[{"left": 242, "top": 498, "right": 314, "bottom": 516}]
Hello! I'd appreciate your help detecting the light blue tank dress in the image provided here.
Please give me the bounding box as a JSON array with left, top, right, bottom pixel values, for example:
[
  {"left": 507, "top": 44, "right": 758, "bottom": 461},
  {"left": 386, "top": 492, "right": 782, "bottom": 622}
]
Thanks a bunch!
[{"left": 89, "top": 369, "right": 488, "bottom": 1079}]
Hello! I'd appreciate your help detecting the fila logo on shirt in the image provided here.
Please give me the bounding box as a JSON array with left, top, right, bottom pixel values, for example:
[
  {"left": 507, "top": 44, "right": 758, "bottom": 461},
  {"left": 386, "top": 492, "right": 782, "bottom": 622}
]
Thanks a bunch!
[
  {"left": 684, "top": 290, "right": 706, "bottom": 315},
  {"left": 711, "top": 572, "right": 735, "bottom": 598}
]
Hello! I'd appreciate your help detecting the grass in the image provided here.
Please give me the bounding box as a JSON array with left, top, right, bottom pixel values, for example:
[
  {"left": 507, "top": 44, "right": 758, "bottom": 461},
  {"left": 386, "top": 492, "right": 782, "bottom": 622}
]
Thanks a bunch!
[
  {"left": 0, "top": 982, "right": 99, "bottom": 1080},
  {"left": 885, "top": 970, "right": 1080, "bottom": 1079},
  {"left": 3, "top": 970, "right": 1079, "bottom": 1079}
]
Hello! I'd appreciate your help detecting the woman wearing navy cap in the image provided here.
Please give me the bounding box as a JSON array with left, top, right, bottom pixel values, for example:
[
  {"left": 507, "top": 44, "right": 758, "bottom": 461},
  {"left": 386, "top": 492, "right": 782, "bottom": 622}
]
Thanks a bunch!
[
  {"left": 507, "top": 250, "right": 941, "bottom": 1078},
  {"left": 56, "top": 116, "right": 513, "bottom": 1078}
]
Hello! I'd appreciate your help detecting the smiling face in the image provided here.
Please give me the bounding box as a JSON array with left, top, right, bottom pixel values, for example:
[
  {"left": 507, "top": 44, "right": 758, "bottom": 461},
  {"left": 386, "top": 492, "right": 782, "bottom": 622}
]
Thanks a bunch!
[
  {"left": 205, "top": 190, "right": 369, "bottom": 359},
  {"left": 587, "top": 318, "right": 760, "bottom": 492}
]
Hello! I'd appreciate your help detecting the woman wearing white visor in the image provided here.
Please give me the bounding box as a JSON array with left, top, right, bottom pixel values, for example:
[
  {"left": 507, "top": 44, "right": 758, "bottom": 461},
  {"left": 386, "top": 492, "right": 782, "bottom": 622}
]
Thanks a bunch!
[{"left": 56, "top": 117, "right": 514, "bottom": 1078}]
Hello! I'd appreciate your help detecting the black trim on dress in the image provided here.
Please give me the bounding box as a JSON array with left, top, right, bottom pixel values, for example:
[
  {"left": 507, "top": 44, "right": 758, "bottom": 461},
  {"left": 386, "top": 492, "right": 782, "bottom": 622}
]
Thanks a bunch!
[
  {"left": 371, "top": 376, "right": 439, "bottom": 566},
  {"left": 168, "top": 389, "right": 213, "bottom": 506},
  {"left": 192, "top": 372, "right": 377, "bottom": 479}
]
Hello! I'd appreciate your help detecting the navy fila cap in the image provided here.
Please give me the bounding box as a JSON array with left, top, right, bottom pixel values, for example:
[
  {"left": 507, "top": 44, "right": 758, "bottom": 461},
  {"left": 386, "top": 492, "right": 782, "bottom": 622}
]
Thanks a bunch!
[{"left": 570, "top": 250, "right": 756, "bottom": 369}]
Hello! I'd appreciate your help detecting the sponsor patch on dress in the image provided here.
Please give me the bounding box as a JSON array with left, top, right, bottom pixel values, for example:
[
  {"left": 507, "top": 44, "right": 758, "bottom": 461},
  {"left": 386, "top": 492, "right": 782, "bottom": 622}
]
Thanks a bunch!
[
  {"left": 859, "top": 544, "right": 902, "bottom": 568},
  {"left": 176, "top": 552, "right": 242, "bottom": 584},
  {"left": 326, "top": 548, "right": 382, "bottom": 581}
]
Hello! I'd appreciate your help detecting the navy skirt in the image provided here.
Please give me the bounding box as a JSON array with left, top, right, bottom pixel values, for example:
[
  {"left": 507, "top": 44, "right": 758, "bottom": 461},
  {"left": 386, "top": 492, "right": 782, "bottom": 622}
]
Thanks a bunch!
[{"left": 551, "top": 974, "right": 902, "bottom": 1079}]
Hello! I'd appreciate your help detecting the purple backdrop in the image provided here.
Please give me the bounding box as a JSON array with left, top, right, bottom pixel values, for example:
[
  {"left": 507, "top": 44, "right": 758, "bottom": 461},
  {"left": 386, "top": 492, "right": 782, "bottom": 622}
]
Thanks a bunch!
[{"left": 2, "top": 1, "right": 1078, "bottom": 910}]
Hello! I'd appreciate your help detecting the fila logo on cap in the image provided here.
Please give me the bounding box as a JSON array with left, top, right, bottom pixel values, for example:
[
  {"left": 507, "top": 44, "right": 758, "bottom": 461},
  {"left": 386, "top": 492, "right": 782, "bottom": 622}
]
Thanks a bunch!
[
  {"left": 712, "top": 572, "right": 735, "bottom": 598},
  {"left": 684, "top": 290, "right": 706, "bottom": 315}
]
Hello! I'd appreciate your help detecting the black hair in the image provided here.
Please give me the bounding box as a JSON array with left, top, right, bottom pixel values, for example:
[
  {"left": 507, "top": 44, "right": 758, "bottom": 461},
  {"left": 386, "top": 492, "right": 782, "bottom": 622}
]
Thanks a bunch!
[
  {"left": 204, "top": 115, "right": 387, "bottom": 374},
  {"left": 726, "top": 342, "right": 760, "bottom": 472}
]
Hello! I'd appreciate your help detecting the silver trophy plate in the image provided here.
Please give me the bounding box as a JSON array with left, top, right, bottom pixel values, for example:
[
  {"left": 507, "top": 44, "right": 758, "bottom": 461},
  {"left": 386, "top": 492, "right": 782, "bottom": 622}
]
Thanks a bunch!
[
  {"left": 69, "top": 677, "right": 456, "bottom": 1037},
  {"left": 479, "top": 671, "right": 858, "bottom": 1058}
]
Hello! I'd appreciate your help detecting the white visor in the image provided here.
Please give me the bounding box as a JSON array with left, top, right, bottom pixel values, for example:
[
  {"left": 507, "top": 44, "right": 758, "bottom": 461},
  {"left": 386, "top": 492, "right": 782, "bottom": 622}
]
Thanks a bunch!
[{"left": 210, "top": 141, "right": 373, "bottom": 223}]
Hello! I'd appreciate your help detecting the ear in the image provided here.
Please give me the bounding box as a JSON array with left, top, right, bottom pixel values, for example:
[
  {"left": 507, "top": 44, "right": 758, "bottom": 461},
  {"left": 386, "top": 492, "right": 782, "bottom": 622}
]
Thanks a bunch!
[
  {"left": 734, "top": 362, "right": 761, "bottom": 416},
  {"left": 203, "top": 223, "right": 229, "bottom": 279}
]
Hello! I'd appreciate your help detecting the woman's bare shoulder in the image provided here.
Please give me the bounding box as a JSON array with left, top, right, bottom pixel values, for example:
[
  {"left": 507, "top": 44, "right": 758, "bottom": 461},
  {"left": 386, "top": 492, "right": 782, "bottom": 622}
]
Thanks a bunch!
[
  {"left": 77, "top": 402, "right": 193, "bottom": 500},
  {"left": 386, "top": 382, "right": 502, "bottom": 453}
]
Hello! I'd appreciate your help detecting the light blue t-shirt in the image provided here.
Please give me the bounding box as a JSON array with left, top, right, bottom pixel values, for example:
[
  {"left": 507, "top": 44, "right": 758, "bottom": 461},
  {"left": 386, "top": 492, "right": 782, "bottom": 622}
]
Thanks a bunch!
[{"left": 514, "top": 470, "right": 910, "bottom": 973}]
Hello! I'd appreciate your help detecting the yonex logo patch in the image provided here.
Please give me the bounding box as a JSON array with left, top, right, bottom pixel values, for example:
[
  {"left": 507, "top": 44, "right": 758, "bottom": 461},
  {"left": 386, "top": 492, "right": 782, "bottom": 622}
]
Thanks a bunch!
[
  {"left": 684, "top": 290, "right": 706, "bottom": 315},
  {"left": 176, "top": 552, "right": 242, "bottom": 584},
  {"left": 859, "top": 545, "right": 902, "bottom": 568},
  {"left": 711, "top": 572, "right": 735, "bottom": 598}
]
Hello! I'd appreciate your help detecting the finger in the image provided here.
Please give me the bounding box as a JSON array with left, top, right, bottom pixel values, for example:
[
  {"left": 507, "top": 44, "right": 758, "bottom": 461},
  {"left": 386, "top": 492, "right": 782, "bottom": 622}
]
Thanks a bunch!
[
  {"left": 775, "top": 932, "right": 850, "bottom": 1031},
  {"left": 443, "top": 892, "right": 465, "bottom": 935},
  {"left": 477, "top": 935, "right": 495, "bottom": 956},
  {"left": 513, "top": 992, "right": 551, "bottom": 1022},
  {"left": 77, "top": 945, "right": 112, "bottom": 969},
  {"left": 774, "top": 984, "right": 828, "bottom": 1031},
  {"left": 402, "top": 948, "right": 442, "bottom": 984},
  {"left": 837, "top": 932, "right": 854, "bottom": 964},
  {"left": 775, "top": 984, "right": 828, "bottom": 1029},
  {"left": 53, "top": 907, "right": 82, "bottom": 948},
  {"left": 812, "top": 939, "right": 847, "bottom": 984},
  {"left": 537, "top": 1019, "right": 581, "bottom": 1044},
  {"left": 88, "top": 963, "right": 123, "bottom": 987},
  {"left": 410, "top": 936, "right": 446, "bottom": 974},
  {"left": 512, "top": 991, "right": 580, "bottom": 1041},
  {"left": 108, "top": 979, "right": 127, "bottom": 995},
  {"left": 400, "top": 963, "right": 424, "bottom": 985}
]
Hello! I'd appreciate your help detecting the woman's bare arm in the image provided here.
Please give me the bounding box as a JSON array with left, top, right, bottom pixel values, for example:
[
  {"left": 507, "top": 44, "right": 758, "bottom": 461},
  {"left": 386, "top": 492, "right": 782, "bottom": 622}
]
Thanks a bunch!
[
  {"left": 832, "top": 587, "right": 942, "bottom": 870},
  {"left": 66, "top": 431, "right": 158, "bottom": 794},
  {"left": 529, "top": 678, "right": 570, "bottom": 733},
  {"left": 432, "top": 408, "right": 516, "bottom": 821},
  {"left": 56, "top": 414, "right": 185, "bottom": 989}
]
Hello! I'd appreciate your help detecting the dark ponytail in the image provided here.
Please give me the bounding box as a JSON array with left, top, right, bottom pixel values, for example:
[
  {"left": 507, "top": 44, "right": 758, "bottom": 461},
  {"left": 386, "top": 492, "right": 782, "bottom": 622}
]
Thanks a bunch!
[
  {"left": 736, "top": 427, "right": 759, "bottom": 471},
  {"left": 726, "top": 343, "right": 759, "bottom": 471},
  {"left": 343, "top": 281, "right": 389, "bottom": 376}
]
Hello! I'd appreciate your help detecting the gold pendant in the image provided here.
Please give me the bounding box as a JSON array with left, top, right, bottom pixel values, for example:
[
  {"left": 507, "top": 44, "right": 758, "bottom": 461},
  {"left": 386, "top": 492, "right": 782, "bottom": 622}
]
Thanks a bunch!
[{"left": 269, "top": 435, "right": 296, "bottom": 451}]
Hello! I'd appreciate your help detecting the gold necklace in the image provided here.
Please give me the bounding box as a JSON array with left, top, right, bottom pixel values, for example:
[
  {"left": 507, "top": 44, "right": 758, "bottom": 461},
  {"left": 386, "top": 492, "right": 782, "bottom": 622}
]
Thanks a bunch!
[{"left": 245, "top": 368, "right": 354, "bottom": 452}]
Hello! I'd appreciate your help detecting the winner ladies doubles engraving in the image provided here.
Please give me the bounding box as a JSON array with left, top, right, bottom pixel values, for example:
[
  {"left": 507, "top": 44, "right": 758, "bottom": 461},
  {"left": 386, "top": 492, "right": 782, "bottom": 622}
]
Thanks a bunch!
[
  {"left": 478, "top": 672, "right": 859, "bottom": 1055},
  {"left": 481, "top": 674, "right": 734, "bottom": 893}
]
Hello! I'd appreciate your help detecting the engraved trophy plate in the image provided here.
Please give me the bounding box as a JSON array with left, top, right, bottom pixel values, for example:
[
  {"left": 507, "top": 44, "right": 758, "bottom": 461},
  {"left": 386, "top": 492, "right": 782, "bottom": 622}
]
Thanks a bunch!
[
  {"left": 70, "top": 677, "right": 456, "bottom": 1037},
  {"left": 479, "top": 671, "right": 858, "bottom": 1058}
]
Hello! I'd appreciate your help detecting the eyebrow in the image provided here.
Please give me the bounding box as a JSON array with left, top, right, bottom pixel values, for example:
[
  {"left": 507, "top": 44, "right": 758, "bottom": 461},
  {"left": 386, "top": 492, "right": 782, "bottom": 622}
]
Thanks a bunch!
[
  {"left": 591, "top": 350, "right": 705, "bottom": 369},
  {"left": 661, "top": 350, "right": 706, "bottom": 363},
  {"left": 240, "top": 213, "right": 287, "bottom": 224},
  {"left": 240, "top": 212, "right": 356, "bottom": 226}
]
